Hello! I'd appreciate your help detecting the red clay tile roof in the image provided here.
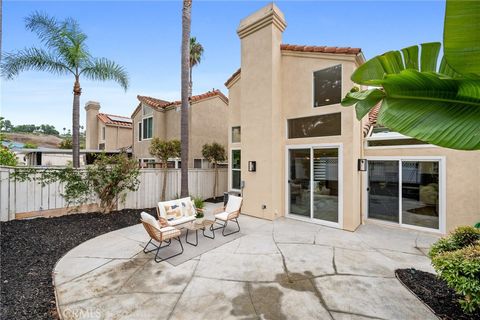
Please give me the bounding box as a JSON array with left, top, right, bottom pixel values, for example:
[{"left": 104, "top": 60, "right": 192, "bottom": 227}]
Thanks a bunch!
[
  {"left": 224, "top": 68, "right": 241, "bottom": 87},
  {"left": 225, "top": 44, "right": 362, "bottom": 88},
  {"left": 97, "top": 113, "right": 133, "bottom": 128},
  {"left": 363, "top": 104, "right": 381, "bottom": 137},
  {"left": 281, "top": 44, "right": 362, "bottom": 55},
  {"left": 137, "top": 89, "right": 228, "bottom": 111}
]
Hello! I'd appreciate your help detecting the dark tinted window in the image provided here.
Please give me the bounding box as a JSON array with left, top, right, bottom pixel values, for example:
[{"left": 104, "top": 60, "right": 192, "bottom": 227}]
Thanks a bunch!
[
  {"left": 288, "top": 113, "right": 341, "bottom": 139},
  {"left": 314, "top": 65, "right": 342, "bottom": 107}
]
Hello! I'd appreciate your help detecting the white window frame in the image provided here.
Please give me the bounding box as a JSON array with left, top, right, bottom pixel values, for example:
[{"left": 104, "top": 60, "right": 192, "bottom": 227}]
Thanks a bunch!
[
  {"left": 229, "top": 148, "right": 241, "bottom": 192},
  {"left": 140, "top": 104, "right": 154, "bottom": 141},
  {"left": 285, "top": 143, "right": 344, "bottom": 229},
  {"left": 312, "top": 64, "right": 343, "bottom": 109},
  {"left": 362, "top": 156, "right": 446, "bottom": 234}
]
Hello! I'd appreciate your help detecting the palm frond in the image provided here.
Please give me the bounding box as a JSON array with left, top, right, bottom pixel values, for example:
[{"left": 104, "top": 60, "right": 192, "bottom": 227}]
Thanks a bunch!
[
  {"left": 190, "top": 37, "right": 204, "bottom": 67},
  {"left": 80, "top": 58, "right": 129, "bottom": 90},
  {"left": 25, "top": 12, "right": 66, "bottom": 50},
  {"left": 1, "top": 48, "right": 73, "bottom": 79}
]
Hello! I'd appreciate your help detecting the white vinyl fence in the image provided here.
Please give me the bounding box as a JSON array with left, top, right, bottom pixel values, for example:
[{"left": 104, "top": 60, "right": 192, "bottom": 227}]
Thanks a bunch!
[{"left": 0, "top": 167, "right": 227, "bottom": 221}]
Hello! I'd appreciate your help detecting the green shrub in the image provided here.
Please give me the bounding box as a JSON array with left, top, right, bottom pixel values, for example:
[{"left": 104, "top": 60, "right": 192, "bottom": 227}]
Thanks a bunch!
[
  {"left": 0, "top": 146, "right": 17, "bottom": 166},
  {"left": 429, "top": 226, "right": 480, "bottom": 258},
  {"left": 431, "top": 244, "right": 480, "bottom": 313},
  {"left": 475, "top": 222, "right": 480, "bottom": 229}
]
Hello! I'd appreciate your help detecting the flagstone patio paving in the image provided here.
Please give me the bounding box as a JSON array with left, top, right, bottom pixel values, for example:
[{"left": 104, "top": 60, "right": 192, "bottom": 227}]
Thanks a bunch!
[{"left": 54, "top": 204, "right": 440, "bottom": 320}]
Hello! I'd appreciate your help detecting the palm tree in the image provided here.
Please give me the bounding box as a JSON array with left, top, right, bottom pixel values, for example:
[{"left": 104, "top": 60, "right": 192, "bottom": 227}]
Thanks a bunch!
[
  {"left": 1, "top": 12, "right": 129, "bottom": 167},
  {"left": 342, "top": 0, "right": 480, "bottom": 150},
  {"left": 189, "top": 36, "right": 204, "bottom": 97},
  {"left": 180, "top": 0, "right": 192, "bottom": 197}
]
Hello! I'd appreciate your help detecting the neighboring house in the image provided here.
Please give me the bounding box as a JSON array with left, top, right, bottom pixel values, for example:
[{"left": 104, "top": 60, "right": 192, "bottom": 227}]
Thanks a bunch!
[
  {"left": 225, "top": 3, "right": 480, "bottom": 234},
  {"left": 85, "top": 101, "right": 133, "bottom": 151},
  {"left": 131, "top": 89, "right": 228, "bottom": 168},
  {"left": 19, "top": 148, "right": 131, "bottom": 166}
]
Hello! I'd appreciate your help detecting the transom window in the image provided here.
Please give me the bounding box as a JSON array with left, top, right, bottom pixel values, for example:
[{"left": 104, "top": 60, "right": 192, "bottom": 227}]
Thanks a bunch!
[
  {"left": 232, "top": 126, "right": 241, "bottom": 143},
  {"left": 288, "top": 113, "right": 341, "bottom": 139},
  {"left": 314, "top": 64, "right": 342, "bottom": 107}
]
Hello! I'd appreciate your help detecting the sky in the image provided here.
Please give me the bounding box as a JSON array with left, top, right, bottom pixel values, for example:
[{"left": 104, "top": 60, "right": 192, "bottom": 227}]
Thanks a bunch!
[{"left": 1, "top": 0, "right": 446, "bottom": 131}]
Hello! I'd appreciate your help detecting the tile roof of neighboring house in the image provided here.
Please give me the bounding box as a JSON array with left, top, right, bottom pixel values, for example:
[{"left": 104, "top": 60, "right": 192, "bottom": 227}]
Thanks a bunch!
[
  {"left": 363, "top": 104, "right": 381, "bottom": 137},
  {"left": 97, "top": 113, "right": 133, "bottom": 128},
  {"left": 225, "top": 44, "right": 362, "bottom": 87},
  {"left": 138, "top": 89, "right": 228, "bottom": 110},
  {"left": 280, "top": 44, "right": 362, "bottom": 55}
]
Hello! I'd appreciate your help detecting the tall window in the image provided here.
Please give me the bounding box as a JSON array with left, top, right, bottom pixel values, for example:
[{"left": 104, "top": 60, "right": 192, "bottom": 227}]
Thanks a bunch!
[
  {"left": 140, "top": 104, "right": 153, "bottom": 140},
  {"left": 288, "top": 113, "right": 341, "bottom": 139},
  {"left": 232, "top": 126, "right": 241, "bottom": 143},
  {"left": 314, "top": 64, "right": 342, "bottom": 107},
  {"left": 101, "top": 127, "right": 106, "bottom": 140},
  {"left": 231, "top": 149, "right": 241, "bottom": 190},
  {"left": 143, "top": 117, "right": 153, "bottom": 139}
]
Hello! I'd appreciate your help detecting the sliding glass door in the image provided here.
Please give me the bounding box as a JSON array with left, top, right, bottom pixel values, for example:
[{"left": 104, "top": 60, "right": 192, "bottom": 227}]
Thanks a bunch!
[
  {"left": 367, "top": 159, "right": 441, "bottom": 230},
  {"left": 288, "top": 146, "right": 340, "bottom": 226}
]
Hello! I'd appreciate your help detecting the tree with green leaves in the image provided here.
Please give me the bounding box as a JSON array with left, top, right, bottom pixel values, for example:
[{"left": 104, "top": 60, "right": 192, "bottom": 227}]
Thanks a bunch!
[
  {"left": 189, "top": 36, "right": 204, "bottom": 97},
  {"left": 149, "top": 138, "right": 181, "bottom": 201},
  {"left": 180, "top": 0, "right": 192, "bottom": 197},
  {"left": 202, "top": 142, "right": 226, "bottom": 199},
  {"left": 1, "top": 12, "right": 129, "bottom": 167},
  {"left": 341, "top": 0, "right": 480, "bottom": 150}
]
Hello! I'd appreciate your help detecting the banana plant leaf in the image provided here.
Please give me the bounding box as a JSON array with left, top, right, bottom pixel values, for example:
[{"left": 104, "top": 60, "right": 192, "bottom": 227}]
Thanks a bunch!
[{"left": 341, "top": 0, "right": 480, "bottom": 150}]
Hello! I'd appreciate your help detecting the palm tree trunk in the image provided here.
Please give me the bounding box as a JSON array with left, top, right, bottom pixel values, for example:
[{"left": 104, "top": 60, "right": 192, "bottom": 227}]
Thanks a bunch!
[
  {"left": 180, "top": 0, "right": 191, "bottom": 197},
  {"left": 189, "top": 66, "right": 193, "bottom": 98},
  {"left": 72, "top": 78, "right": 81, "bottom": 168},
  {"left": 162, "top": 159, "right": 167, "bottom": 201}
]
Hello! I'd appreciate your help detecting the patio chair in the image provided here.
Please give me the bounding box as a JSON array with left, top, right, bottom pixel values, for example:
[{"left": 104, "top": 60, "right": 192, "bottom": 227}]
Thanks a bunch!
[
  {"left": 212, "top": 195, "right": 243, "bottom": 236},
  {"left": 140, "top": 212, "right": 183, "bottom": 263},
  {"left": 156, "top": 197, "right": 197, "bottom": 228}
]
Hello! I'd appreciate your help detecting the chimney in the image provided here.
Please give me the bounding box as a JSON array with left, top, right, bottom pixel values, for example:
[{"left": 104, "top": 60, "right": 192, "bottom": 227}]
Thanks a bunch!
[
  {"left": 236, "top": 4, "right": 286, "bottom": 220},
  {"left": 84, "top": 101, "right": 100, "bottom": 149}
]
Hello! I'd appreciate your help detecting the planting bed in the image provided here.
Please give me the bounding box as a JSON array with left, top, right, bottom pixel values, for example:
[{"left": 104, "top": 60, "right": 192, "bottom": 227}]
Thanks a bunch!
[
  {"left": 396, "top": 268, "right": 480, "bottom": 320},
  {"left": 0, "top": 208, "right": 155, "bottom": 320}
]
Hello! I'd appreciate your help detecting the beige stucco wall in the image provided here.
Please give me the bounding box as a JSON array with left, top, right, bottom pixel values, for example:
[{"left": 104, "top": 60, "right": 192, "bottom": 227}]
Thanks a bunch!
[
  {"left": 364, "top": 146, "right": 480, "bottom": 232},
  {"left": 103, "top": 126, "right": 132, "bottom": 150},
  {"left": 132, "top": 97, "right": 228, "bottom": 167},
  {"left": 227, "top": 3, "right": 363, "bottom": 230},
  {"left": 85, "top": 102, "right": 100, "bottom": 149}
]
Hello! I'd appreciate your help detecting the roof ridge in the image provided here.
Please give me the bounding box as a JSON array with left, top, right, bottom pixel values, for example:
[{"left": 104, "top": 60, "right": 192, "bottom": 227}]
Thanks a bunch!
[
  {"left": 138, "top": 89, "right": 228, "bottom": 109},
  {"left": 281, "top": 43, "right": 361, "bottom": 54}
]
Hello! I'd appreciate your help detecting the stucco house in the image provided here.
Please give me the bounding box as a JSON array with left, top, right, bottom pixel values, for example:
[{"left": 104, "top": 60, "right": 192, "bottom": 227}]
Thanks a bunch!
[
  {"left": 131, "top": 89, "right": 228, "bottom": 168},
  {"left": 225, "top": 3, "right": 480, "bottom": 234},
  {"left": 85, "top": 101, "right": 133, "bottom": 151}
]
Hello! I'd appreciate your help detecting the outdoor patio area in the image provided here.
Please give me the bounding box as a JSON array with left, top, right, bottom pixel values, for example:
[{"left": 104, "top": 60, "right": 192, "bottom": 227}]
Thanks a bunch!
[{"left": 54, "top": 203, "right": 440, "bottom": 320}]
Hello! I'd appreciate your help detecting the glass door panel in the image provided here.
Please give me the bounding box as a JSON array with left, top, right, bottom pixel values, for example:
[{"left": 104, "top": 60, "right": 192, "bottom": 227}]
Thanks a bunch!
[
  {"left": 368, "top": 160, "right": 399, "bottom": 222},
  {"left": 402, "top": 161, "right": 439, "bottom": 229},
  {"left": 288, "top": 149, "right": 311, "bottom": 217},
  {"left": 313, "top": 148, "right": 338, "bottom": 222}
]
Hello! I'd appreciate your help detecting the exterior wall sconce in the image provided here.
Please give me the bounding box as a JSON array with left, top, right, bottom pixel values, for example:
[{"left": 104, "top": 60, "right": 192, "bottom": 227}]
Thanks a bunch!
[
  {"left": 248, "top": 161, "right": 256, "bottom": 172},
  {"left": 358, "top": 159, "right": 368, "bottom": 172}
]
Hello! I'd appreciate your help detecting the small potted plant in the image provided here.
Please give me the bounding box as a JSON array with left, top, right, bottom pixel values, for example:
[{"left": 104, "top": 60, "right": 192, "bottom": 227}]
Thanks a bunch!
[{"left": 193, "top": 197, "right": 205, "bottom": 224}]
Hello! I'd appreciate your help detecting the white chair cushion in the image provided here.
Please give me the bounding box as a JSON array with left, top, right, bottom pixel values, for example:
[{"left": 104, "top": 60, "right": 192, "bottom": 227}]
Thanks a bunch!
[
  {"left": 141, "top": 212, "right": 160, "bottom": 230},
  {"left": 225, "top": 195, "right": 242, "bottom": 213},
  {"left": 159, "top": 226, "right": 177, "bottom": 232},
  {"left": 168, "top": 215, "right": 195, "bottom": 226},
  {"left": 215, "top": 211, "right": 230, "bottom": 221},
  {"left": 179, "top": 197, "right": 196, "bottom": 217}
]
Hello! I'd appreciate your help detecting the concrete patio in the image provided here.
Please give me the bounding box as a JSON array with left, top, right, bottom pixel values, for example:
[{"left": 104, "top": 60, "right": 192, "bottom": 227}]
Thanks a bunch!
[{"left": 54, "top": 204, "right": 440, "bottom": 320}]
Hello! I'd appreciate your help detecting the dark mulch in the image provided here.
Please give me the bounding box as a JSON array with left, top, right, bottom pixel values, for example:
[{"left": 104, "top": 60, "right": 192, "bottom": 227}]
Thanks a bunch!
[
  {"left": 204, "top": 197, "right": 224, "bottom": 204},
  {"left": 396, "top": 268, "right": 480, "bottom": 320},
  {"left": 0, "top": 208, "right": 155, "bottom": 320}
]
